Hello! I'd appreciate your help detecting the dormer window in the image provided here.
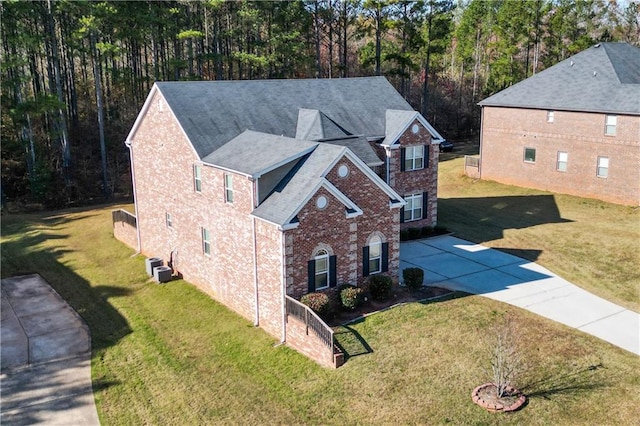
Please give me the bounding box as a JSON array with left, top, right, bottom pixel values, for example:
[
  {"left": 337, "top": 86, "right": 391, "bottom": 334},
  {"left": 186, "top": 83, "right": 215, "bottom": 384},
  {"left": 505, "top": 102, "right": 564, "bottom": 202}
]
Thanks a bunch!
[{"left": 402, "top": 146, "right": 424, "bottom": 171}]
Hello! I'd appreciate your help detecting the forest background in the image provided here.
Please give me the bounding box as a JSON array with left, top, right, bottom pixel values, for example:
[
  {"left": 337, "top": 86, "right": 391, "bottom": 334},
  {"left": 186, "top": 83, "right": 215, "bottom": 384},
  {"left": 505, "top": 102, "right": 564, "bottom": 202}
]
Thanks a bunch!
[{"left": 2, "top": 0, "right": 638, "bottom": 208}]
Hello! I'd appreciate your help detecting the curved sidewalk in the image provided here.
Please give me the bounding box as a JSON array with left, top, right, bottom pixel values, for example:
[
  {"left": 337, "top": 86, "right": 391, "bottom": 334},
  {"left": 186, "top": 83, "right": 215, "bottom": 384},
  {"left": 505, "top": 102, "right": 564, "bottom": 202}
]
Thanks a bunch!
[
  {"left": 1, "top": 274, "right": 100, "bottom": 425},
  {"left": 400, "top": 236, "right": 640, "bottom": 355}
]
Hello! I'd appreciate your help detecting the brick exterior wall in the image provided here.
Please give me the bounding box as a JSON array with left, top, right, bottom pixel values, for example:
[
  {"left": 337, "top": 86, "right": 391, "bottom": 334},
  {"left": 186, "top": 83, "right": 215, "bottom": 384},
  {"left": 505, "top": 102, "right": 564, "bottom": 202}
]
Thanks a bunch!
[
  {"left": 285, "top": 315, "right": 342, "bottom": 368},
  {"left": 130, "top": 91, "right": 283, "bottom": 331},
  {"left": 113, "top": 219, "right": 138, "bottom": 250},
  {"left": 481, "top": 107, "right": 640, "bottom": 206},
  {"left": 388, "top": 119, "right": 439, "bottom": 228},
  {"left": 285, "top": 155, "right": 400, "bottom": 299}
]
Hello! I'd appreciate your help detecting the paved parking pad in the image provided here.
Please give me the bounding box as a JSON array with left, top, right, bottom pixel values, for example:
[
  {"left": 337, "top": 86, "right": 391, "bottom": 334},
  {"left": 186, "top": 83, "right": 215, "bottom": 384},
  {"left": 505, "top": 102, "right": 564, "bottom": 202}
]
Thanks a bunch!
[
  {"left": 400, "top": 236, "right": 640, "bottom": 355},
  {"left": 1, "top": 274, "right": 99, "bottom": 425}
]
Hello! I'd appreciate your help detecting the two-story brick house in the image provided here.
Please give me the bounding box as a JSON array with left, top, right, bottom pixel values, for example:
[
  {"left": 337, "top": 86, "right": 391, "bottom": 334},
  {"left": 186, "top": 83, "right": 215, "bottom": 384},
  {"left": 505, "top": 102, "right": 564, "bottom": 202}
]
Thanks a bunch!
[
  {"left": 117, "top": 77, "right": 444, "bottom": 367},
  {"left": 478, "top": 42, "right": 640, "bottom": 206}
]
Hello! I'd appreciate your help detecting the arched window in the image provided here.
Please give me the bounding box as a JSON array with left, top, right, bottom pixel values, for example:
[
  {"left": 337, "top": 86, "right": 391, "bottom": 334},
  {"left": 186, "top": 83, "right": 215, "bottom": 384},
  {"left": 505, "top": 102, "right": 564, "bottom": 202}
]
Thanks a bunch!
[
  {"left": 313, "top": 249, "right": 329, "bottom": 290},
  {"left": 363, "top": 234, "right": 389, "bottom": 277},
  {"left": 368, "top": 236, "right": 382, "bottom": 274}
]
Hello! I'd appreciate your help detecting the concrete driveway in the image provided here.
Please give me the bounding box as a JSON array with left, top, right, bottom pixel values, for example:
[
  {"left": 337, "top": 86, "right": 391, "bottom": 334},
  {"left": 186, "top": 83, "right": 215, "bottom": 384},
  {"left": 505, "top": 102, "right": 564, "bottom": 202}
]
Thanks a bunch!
[
  {"left": 400, "top": 236, "right": 640, "bottom": 355},
  {"left": 1, "top": 274, "right": 100, "bottom": 425}
]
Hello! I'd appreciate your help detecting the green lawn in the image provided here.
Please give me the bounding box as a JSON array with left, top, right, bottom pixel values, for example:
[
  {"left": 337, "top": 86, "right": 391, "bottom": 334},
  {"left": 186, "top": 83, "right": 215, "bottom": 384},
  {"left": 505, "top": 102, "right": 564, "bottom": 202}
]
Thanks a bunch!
[
  {"left": 1, "top": 205, "right": 639, "bottom": 425},
  {"left": 438, "top": 154, "right": 640, "bottom": 312}
]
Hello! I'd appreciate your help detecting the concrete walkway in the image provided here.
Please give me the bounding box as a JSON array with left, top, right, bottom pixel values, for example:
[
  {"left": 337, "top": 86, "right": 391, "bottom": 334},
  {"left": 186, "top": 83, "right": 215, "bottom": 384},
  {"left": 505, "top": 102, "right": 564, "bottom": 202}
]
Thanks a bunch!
[
  {"left": 1, "top": 274, "right": 100, "bottom": 425},
  {"left": 400, "top": 236, "right": 640, "bottom": 355}
]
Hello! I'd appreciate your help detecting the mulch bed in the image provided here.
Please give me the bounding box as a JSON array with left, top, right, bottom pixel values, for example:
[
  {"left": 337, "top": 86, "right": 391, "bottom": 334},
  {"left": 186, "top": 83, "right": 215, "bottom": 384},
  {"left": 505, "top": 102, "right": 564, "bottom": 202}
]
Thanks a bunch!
[{"left": 326, "top": 285, "right": 454, "bottom": 327}]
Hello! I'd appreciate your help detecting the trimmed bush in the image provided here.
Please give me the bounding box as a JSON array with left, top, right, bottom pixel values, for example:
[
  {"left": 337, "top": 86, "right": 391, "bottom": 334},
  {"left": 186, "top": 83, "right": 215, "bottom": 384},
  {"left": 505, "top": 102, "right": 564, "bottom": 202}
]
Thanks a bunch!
[
  {"left": 407, "top": 227, "right": 422, "bottom": 240},
  {"left": 400, "top": 229, "right": 410, "bottom": 241},
  {"left": 421, "top": 226, "right": 434, "bottom": 237},
  {"left": 300, "top": 292, "right": 331, "bottom": 318},
  {"left": 339, "top": 285, "right": 364, "bottom": 310},
  {"left": 403, "top": 267, "right": 424, "bottom": 291},
  {"left": 368, "top": 275, "right": 393, "bottom": 301}
]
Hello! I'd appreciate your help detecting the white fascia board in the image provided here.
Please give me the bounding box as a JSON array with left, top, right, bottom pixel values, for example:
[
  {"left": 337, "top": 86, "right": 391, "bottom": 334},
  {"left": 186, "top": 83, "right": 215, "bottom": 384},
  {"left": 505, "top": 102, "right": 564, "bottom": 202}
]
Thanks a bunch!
[
  {"left": 126, "top": 84, "right": 201, "bottom": 159},
  {"left": 381, "top": 112, "right": 445, "bottom": 147},
  {"left": 251, "top": 213, "right": 298, "bottom": 231},
  {"left": 125, "top": 84, "right": 158, "bottom": 145},
  {"left": 330, "top": 149, "right": 406, "bottom": 207},
  {"left": 389, "top": 198, "right": 407, "bottom": 209},
  {"left": 252, "top": 144, "right": 318, "bottom": 179},
  {"left": 321, "top": 179, "right": 363, "bottom": 219},
  {"left": 200, "top": 161, "right": 252, "bottom": 178}
]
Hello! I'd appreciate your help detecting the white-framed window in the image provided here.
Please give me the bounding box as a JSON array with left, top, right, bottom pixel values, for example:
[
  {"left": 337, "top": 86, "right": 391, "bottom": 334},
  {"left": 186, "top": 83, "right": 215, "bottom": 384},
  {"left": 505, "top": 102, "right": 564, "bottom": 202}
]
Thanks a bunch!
[
  {"left": 194, "top": 165, "right": 202, "bottom": 193},
  {"left": 557, "top": 151, "right": 568, "bottom": 172},
  {"left": 368, "top": 235, "right": 382, "bottom": 275},
  {"left": 404, "top": 145, "right": 424, "bottom": 171},
  {"left": 202, "top": 227, "right": 211, "bottom": 255},
  {"left": 524, "top": 147, "right": 536, "bottom": 163},
  {"left": 224, "top": 173, "right": 233, "bottom": 203},
  {"left": 547, "top": 110, "right": 555, "bottom": 123},
  {"left": 404, "top": 193, "right": 423, "bottom": 222},
  {"left": 166, "top": 212, "right": 173, "bottom": 228},
  {"left": 314, "top": 249, "right": 329, "bottom": 290},
  {"left": 597, "top": 156, "right": 609, "bottom": 178},
  {"left": 605, "top": 115, "right": 617, "bottom": 136}
]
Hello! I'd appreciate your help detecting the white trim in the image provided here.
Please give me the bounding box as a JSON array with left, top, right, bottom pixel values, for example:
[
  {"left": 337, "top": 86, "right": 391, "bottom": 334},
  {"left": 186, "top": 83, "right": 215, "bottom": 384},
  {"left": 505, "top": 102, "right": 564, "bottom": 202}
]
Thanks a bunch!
[
  {"left": 280, "top": 230, "right": 286, "bottom": 343},
  {"left": 252, "top": 145, "right": 317, "bottom": 178},
  {"left": 126, "top": 85, "right": 201, "bottom": 159},
  {"left": 381, "top": 110, "right": 445, "bottom": 147}
]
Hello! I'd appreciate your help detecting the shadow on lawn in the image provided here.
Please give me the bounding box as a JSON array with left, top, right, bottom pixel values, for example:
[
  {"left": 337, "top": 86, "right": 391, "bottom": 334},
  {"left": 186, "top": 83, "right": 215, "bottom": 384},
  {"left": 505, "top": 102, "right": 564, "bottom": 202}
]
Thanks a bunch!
[
  {"left": 521, "top": 363, "right": 611, "bottom": 400},
  {"left": 334, "top": 322, "right": 373, "bottom": 361},
  {"left": 438, "top": 194, "right": 572, "bottom": 243},
  {"left": 1, "top": 217, "right": 132, "bottom": 352}
]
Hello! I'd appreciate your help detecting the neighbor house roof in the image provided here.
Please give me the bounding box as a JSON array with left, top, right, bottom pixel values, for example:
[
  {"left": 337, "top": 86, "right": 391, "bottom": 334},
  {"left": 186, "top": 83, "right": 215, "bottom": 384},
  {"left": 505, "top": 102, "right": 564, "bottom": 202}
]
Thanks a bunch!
[
  {"left": 153, "top": 77, "right": 415, "bottom": 159},
  {"left": 479, "top": 42, "right": 640, "bottom": 115}
]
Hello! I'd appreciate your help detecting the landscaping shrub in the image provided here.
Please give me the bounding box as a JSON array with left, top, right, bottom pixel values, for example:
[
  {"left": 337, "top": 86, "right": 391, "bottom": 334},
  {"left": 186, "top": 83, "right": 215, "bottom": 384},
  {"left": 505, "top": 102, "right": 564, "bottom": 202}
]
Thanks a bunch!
[
  {"left": 339, "top": 285, "right": 364, "bottom": 310},
  {"left": 407, "top": 227, "right": 422, "bottom": 240},
  {"left": 421, "top": 226, "right": 434, "bottom": 237},
  {"left": 403, "top": 267, "right": 424, "bottom": 291},
  {"left": 368, "top": 275, "right": 393, "bottom": 301},
  {"left": 300, "top": 292, "right": 331, "bottom": 318},
  {"left": 400, "top": 229, "right": 410, "bottom": 241}
]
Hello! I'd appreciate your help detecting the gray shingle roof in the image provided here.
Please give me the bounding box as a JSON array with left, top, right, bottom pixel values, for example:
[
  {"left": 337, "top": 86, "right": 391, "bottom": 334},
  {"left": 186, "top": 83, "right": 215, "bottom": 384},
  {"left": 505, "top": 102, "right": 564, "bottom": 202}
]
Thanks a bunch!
[
  {"left": 155, "top": 77, "right": 414, "bottom": 159},
  {"left": 321, "top": 136, "right": 383, "bottom": 167},
  {"left": 202, "top": 130, "right": 317, "bottom": 177},
  {"left": 479, "top": 42, "right": 640, "bottom": 115},
  {"left": 251, "top": 143, "right": 347, "bottom": 226}
]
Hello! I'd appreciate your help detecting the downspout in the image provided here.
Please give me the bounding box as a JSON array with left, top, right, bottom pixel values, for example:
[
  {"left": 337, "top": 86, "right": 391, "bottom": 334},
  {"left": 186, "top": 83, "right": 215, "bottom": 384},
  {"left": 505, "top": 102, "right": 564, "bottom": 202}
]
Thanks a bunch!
[
  {"left": 125, "top": 140, "right": 141, "bottom": 254},
  {"left": 280, "top": 228, "right": 287, "bottom": 343},
  {"left": 251, "top": 178, "right": 259, "bottom": 327},
  {"left": 479, "top": 106, "right": 484, "bottom": 179},
  {"left": 385, "top": 147, "right": 391, "bottom": 185}
]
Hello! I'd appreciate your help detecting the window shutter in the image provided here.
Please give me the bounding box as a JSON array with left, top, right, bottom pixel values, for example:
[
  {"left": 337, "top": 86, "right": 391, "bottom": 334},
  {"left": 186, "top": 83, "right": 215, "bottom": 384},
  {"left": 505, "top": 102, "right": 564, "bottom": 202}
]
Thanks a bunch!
[
  {"left": 362, "top": 246, "right": 370, "bottom": 277},
  {"left": 307, "top": 260, "right": 315, "bottom": 293},
  {"left": 400, "top": 206, "right": 405, "bottom": 223},
  {"left": 424, "top": 145, "right": 429, "bottom": 167},
  {"left": 329, "top": 255, "right": 337, "bottom": 288},
  {"left": 400, "top": 147, "right": 406, "bottom": 172},
  {"left": 422, "top": 192, "right": 428, "bottom": 220},
  {"left": 381, "top": 242, "right": 389, "bottom": 272}
]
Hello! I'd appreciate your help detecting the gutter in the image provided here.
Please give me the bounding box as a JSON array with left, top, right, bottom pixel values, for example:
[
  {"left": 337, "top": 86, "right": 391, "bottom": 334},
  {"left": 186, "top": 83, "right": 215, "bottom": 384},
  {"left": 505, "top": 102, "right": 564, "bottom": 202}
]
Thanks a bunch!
[
  {"left": 251, "top": 179, "right": 260, "bottom": 327},
  {"left": 280, "top": 230, "right": 287, "bottom": 344},
  {"left": 479, "top": 107, "right": 484, "bottom": 179}
]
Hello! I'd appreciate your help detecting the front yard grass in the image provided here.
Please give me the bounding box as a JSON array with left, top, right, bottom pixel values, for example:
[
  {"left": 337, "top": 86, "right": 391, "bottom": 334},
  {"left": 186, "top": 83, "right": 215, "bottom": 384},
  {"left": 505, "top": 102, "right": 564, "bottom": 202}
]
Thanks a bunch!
[
  {"left": 438, "top": 155, "right": 640, "bottom": 312},
  {"left": 2, "top": 206, "right": 639, "bottom": 424}
]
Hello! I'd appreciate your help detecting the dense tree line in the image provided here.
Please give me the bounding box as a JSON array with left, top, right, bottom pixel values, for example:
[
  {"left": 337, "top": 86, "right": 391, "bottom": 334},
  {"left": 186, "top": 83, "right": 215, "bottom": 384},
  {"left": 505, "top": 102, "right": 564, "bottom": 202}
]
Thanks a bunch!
[{"left": 2, "top": 0, "right": 638, "bottom": 208}]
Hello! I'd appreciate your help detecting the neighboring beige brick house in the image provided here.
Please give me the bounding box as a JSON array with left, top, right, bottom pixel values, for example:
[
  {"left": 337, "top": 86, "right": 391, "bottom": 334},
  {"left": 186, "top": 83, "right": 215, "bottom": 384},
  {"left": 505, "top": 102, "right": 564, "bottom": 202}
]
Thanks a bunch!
[
  {"left": 478, "top": 42, "right": 640, "bottom": 206},
  {"left": 117, "top": 77, "right": 444, "bottom": 367}
]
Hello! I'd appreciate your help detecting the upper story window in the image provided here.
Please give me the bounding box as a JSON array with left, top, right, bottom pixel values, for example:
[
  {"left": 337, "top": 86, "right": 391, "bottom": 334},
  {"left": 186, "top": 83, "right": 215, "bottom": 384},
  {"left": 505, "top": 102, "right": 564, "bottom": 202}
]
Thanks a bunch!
[
  {"left": 403, "top": 145, "right": 425, "bottom": 171},
  {"left": 547, "top": 110, "right": 555, "bottom": 123},
  {"left": 194, "top": 165, "right": 202, "bottom": 193},
  {"left": 605, "top": 115, "right": 617, "bottom": 136},
  {"left": 224, "top": 174, "right": 233, "bottom": 203},
  {"left": 524, "top": 147, "right": 536, "bottom": 163},
  {"left": 557, "top": 151, "right": 568, "bottom": 172},
  {"left": 403, "top": 193, "right": 423, "bottom": 222},
  {"left": 166, "top": 212, "right": 173, "bottom": 228},
  {"left": 597, "top": 156, "right": 609, "bottom": 178},
  {"left": 202, "top": 227, "right": 211, "bottom": 255}
]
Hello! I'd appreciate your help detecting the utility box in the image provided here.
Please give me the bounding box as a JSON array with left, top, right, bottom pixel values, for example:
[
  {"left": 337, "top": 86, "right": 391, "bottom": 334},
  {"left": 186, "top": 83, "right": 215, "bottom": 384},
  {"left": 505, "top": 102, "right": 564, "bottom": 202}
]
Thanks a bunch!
[
  {"left": 153, "top": 266, "right": 172, "bottom": 283},
  {"left": 145, "top": 257, "right": 163, "bottom": 276}
]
